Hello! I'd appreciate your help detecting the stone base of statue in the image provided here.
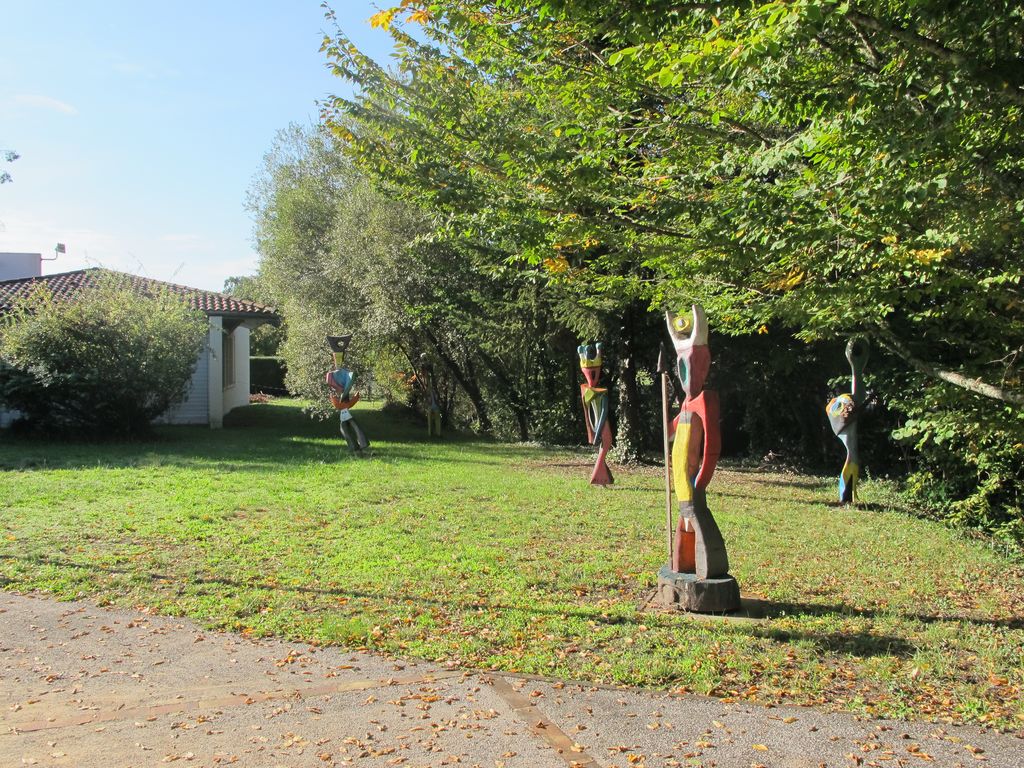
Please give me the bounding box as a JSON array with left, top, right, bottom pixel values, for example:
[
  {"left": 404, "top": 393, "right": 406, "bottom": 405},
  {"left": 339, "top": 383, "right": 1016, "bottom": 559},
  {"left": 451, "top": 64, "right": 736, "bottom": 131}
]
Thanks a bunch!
[{"left": 657, "top": 564, "right": 741, "bottom": 613}]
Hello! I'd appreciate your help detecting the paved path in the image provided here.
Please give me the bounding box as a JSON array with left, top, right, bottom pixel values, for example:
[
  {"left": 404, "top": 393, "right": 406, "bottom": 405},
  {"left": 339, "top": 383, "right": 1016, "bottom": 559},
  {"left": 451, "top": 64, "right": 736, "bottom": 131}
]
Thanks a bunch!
[{"left": 1, "top": 592, "right": 1020, "bottom": 768}]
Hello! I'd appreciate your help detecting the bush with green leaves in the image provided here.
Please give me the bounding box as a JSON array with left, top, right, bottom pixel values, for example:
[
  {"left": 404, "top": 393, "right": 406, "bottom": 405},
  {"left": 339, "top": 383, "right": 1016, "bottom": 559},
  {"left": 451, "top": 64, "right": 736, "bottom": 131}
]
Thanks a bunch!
[
  {"left": 0, "top": 276, "right": 206, "bottom": 437},
  {"left": 892, "top": 383, "right": 1024, "bottom": 546}
]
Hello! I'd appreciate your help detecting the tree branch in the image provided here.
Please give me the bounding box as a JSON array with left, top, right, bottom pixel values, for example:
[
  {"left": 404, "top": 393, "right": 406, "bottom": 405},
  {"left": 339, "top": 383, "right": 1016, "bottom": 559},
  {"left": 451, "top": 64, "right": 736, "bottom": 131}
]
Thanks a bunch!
[
  {"left": 845, "top": 10, "right": 1024, "bottom": 105},
  {"left": 873, "top": 323, "right": 1024, "bottom": 405}
]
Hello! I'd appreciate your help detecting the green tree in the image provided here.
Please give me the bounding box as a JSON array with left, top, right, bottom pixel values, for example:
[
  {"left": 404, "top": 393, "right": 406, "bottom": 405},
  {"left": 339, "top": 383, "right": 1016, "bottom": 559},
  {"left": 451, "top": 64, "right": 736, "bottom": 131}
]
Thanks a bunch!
[
  {"left": 0, "top": 275, "right": 206, "bottom": 437},
  {"left": 321, "top": 1, "right": 1024, "bottom": 535},
  {"left": 222, "top": 274, "right": 283, "bottom": 357},
  {"left": 249, "top": 125, "right": 585, "bottom": 441}
]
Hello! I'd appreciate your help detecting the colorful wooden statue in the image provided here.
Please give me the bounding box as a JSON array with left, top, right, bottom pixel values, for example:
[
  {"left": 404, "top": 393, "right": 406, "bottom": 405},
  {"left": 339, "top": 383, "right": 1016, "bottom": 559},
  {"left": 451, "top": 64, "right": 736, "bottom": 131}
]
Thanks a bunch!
[
  {"left": 578, "top": 342, "right": 613, "bottom": 486},
  {"left": 826, "top": 337, "right": 869, "bottom": 503},
  {"left": 325, "top": 334, "right": 370, "bottom": 454},
  {"left": 419, "top": 353, "right": 442, "bottom": 437},
  {"left": 657, "top": 305, "right": 740, "bottom": 612}
]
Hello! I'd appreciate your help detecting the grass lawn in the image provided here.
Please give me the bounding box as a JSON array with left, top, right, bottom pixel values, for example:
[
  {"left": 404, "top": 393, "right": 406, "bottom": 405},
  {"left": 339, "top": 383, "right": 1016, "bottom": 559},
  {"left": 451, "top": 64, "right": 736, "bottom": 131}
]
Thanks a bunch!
[{"left": 1, "top": 399, "right": 1022, "bottom": 730}]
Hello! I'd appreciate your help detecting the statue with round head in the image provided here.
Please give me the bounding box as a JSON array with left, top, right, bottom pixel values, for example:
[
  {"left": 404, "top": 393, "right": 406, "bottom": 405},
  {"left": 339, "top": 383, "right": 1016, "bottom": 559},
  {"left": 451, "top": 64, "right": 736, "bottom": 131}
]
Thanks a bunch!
[{"left": 826, "top": 337, "right": 869, "bottom": 503}]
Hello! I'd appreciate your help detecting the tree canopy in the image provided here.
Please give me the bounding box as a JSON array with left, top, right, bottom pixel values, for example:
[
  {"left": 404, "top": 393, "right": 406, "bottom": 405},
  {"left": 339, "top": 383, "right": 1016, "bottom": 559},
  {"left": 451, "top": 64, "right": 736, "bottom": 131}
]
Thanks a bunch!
[
  {"left": 312, "top": 1, "right": 1024, "bottom": 538},
  {"left": 249, "top": 125, "right": 593, "bottom": 443},
  {"left": 325, "top": 0, "right": 1023, "bottom": 396}
]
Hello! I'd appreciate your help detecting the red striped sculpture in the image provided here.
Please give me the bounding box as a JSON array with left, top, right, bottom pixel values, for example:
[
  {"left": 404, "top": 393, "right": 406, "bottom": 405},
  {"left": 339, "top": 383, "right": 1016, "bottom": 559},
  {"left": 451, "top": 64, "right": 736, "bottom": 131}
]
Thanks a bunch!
[{"left": 578, "top": 343, "right": 613, "bottom": 486}]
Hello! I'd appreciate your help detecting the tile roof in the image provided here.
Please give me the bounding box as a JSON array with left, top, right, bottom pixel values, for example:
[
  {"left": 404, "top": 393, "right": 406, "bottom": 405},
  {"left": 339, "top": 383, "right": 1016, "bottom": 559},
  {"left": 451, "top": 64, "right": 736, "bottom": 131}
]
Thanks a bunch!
[{"left": 0, "top": 268, "right": 278, "bottom": 321}]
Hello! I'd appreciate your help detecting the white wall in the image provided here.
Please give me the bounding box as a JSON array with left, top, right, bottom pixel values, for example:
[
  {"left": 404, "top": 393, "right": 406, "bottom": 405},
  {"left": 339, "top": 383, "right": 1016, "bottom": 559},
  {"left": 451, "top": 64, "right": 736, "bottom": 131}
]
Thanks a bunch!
[
  {"left": 157, "top": 348, "right": 210, "bottom": 426},
  {"left": 207, "top": 316, "right": 224, "bottom": 429},
  {"left": 0, "top": 253, "right": 41, "bottom": 281},
  {"left": 223, "top": 325, "right": 250, "bottom": 415},
  {"left": 162, "top": 318, "right": 249, "bottom": 427}
]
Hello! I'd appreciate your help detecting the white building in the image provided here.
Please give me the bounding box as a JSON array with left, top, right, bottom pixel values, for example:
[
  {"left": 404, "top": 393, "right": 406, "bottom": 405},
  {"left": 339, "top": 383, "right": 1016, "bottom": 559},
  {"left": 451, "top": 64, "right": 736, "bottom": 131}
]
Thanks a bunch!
[{"left": 0, "top": 255, "right": 279, "bottom": 429}]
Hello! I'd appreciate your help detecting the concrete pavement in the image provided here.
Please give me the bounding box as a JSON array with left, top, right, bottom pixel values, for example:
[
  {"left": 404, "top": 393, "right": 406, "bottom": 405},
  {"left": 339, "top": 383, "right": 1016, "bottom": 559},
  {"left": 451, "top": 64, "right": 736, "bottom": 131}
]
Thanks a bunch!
[{"left": 1, "top": 592, "right": 1020, "bottom": 767}]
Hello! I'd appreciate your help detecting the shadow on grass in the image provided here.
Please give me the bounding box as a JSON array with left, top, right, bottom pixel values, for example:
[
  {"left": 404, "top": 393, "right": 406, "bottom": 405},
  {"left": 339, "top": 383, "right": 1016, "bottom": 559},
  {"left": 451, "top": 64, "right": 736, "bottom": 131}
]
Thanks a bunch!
[
  {"left": 764, "top": 627, "right": 916, "bottom": 657},
  {"left": 712, "top": 488, "right": 828, "bottom": 506},
  {"left": 711, "top": 488, "right": 915, "bottom": 516},
  {"left": 0, "top": 404, "right": 535, "bottom": 473},
  {"left": 739, "top": 595, "right": 1024, "bottom": 631},
  {"left": 720, "top": 467, "right": 828, "bottom": 491},
  {"left": 6, "top": 553, "right": 1020, "bottom": 661}
]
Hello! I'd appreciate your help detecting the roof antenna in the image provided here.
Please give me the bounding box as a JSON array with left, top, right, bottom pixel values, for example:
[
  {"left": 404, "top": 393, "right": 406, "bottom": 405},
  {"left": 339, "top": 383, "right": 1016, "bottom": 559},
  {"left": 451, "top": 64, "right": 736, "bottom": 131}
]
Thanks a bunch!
[
  {"left": 128, "top": 253, "right": 147, "bottom": 277},
  {"left": 42, "top": 242, "right": 65, "bottom": 262}
]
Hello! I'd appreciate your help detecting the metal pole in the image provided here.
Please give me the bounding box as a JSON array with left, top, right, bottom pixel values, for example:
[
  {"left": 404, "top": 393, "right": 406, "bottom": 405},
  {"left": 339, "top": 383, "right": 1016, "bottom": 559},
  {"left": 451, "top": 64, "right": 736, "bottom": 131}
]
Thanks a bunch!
[{"left": 657, "top": 347, "right": 673, "bottom": 564}]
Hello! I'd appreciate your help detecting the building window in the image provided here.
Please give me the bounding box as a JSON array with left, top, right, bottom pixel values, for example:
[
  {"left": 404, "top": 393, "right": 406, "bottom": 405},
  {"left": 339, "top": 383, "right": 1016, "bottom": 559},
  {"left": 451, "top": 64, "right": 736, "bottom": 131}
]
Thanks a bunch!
[{"left": 223, "top": 331, "right": 235, "bottom": 387}]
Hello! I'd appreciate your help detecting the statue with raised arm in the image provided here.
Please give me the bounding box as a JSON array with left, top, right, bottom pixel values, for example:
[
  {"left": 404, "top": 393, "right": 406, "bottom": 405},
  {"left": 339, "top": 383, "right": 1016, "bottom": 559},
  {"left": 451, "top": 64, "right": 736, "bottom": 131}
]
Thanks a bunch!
[
  {"left": 826, "top": 337, "right": 869, "bottom": 503},
  {"left": 657, "top": 305, "right": 740, "bottom": 612},
  {"left": 325, "top": 334, "right": 370, "bottom": 455},
  {"left": 578, "top": 342, "right": 613, "bottom": 486}
]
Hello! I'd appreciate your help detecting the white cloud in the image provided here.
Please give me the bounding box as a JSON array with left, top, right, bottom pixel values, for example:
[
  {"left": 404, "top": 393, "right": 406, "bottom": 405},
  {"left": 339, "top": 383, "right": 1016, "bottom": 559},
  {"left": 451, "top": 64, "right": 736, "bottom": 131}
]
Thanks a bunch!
[
  {"left": 14, "top": 94, "right": 79, "bottom": 116},
  {"left": 106, "top": 54, "right": 179, "bottom": 79},
  {"left": 112, "top": 60, "right": 145, "bottom": 75},
  {"left": 160, "top": 233, "right": 204, "bottom": 245}
]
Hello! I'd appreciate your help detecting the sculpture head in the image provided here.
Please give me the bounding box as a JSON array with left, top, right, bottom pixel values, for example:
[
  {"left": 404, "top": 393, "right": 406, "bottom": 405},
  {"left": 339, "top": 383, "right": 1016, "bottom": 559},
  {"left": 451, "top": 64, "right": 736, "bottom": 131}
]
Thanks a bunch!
[
  {"left": 666, "top": 306, "right": 708, "bottom": 350},
  {"left": 665, "top": 305, "right": 710, "bottom": 399},
  {"left": 578, "top": 342, "right": 604, "bottom": 387},
  {"left": 326, "top": 334, "right": 352, "bottom": 365}
]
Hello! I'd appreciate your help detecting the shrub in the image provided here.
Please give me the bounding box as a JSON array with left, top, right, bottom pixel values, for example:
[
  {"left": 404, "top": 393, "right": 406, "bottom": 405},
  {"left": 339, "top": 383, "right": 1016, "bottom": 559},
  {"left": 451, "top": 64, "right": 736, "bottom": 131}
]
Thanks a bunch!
[
  {"left": 892, "top": 381, "right": 1024, "bottom": 546},
  {"left": 0, "top": 275, "right": 206, "bottom": 437},
  {"left": 250, "top": 355, "right": 287, "bottom": 394}
]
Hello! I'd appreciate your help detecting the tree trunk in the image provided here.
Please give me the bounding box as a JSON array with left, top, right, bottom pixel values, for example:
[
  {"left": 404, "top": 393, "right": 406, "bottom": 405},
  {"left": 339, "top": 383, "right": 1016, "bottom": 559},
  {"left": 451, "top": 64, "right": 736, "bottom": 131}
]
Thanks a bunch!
[
  {"left": 613, "top": 304, "right": 644, "bottom": 463},
  {"left": 423, "top": 327, "right": 493, "bottom": 432},
  {"left": 475, "top": 347, "right": 530, "bottom": 441}
]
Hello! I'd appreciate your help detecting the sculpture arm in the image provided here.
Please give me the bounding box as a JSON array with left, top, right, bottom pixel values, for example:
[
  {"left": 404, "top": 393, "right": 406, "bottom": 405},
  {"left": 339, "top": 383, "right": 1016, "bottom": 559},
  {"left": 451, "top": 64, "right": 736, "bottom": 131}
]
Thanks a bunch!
[
  {"left": 688, "top": 391, "right": 721, "bottom": 491},
  {"left": 590, "top": 390, "right": 609, "bottom": 446}
]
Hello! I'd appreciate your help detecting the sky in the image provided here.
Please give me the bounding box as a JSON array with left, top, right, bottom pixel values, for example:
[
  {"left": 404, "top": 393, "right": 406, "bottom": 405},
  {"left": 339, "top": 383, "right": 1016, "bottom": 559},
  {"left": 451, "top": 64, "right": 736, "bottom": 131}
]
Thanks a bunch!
[{"left": 0, "top": 1, "right": 394, "bottom": 291}]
